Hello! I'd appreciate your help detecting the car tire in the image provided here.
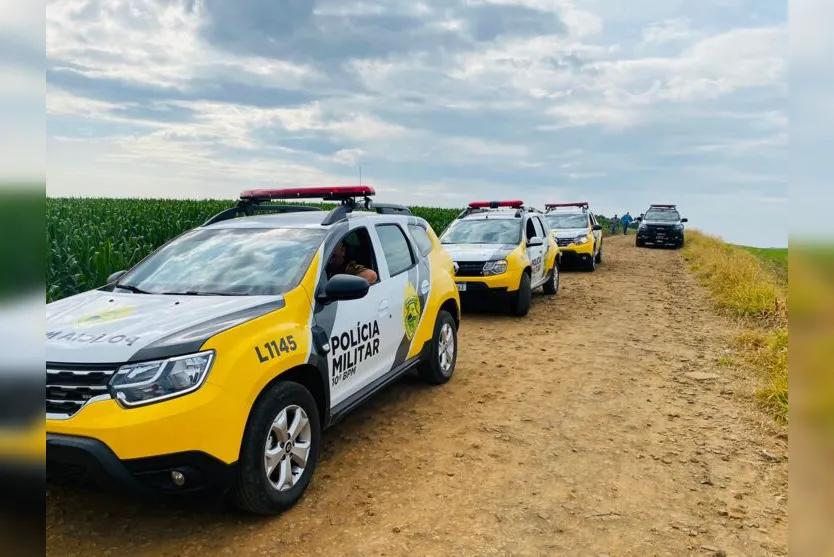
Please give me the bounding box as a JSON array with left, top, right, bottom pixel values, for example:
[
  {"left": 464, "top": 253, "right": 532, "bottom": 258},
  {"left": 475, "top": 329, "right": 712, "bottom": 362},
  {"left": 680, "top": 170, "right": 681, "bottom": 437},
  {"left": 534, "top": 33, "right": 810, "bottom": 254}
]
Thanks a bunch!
[
  {"left": 542, "top": 262, "right": 559, "bottom": 296},
  {"left": 417, "top": 309, "right": 458, "bottom": 385},
  {"left": 231, "top": 381, "right": 321, "bottom": 515},
  {"left": 511, "top": 272, "right": 532, "bottom": 316},
  {"left": 636, "top": 238, "right": 645, "bottom": 248},
  {"left": 595, "top": 246, "right": 603, "bottom": 264},
  {"left": 587, "top": 251, "right": 597, "bottom": 272}
]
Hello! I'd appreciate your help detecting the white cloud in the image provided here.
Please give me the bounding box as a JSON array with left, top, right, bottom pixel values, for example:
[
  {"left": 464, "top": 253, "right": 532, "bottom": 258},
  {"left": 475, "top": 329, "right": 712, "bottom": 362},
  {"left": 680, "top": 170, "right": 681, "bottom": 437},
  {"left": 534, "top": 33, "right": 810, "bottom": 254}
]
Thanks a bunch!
[
  {"left": 46, "top": 0, "right": 319, "bottom": 91},
  {"left": 44, "top": 0, "right": 790, "bottom": 246},
  {"left": 639, "top": 18, "right": 701, "bottom": 47}
]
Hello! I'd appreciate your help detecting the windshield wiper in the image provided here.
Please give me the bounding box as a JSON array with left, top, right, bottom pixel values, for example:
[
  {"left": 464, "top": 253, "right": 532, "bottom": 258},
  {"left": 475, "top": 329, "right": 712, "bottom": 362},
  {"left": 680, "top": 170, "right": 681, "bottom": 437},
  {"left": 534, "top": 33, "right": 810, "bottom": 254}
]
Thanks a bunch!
[
  {"left": 114, "top": 283, "right": 153, "bottom": 294},
  {"left": 162, "top": 291, "right": 244, "bottom": 296}
]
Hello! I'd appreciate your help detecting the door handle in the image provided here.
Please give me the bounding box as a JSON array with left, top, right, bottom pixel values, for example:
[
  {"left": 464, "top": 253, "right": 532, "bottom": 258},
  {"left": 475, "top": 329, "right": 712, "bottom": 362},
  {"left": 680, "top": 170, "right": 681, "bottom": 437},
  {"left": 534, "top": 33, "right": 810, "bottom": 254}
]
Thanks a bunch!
[
  {"left": 420, "top": 280, "right": 430, "bottom": 294},
  {"left": 378, "top": 300, "right": 389, "bottom": 316}
]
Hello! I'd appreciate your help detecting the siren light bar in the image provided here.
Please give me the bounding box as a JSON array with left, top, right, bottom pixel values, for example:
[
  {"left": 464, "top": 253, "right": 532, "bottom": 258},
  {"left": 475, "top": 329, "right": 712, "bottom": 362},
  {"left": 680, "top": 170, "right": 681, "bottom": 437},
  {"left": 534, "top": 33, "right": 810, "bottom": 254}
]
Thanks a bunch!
[
  {"left": 545, "top": 202, "right": 589, "bottom": 209},
  {"left": 468, "top": 200, "right": 524, "bottom": 209},
  {"left": 240, "top": 185, "right": 375, "bottom": 201}
]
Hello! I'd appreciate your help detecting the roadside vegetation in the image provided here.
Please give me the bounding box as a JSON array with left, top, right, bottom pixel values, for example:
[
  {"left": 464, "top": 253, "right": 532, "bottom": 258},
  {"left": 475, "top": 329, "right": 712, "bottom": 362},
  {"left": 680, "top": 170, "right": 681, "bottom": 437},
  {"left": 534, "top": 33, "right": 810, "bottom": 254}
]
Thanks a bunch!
[
  {"left": 739, "top": 246, "right": 788, "bottom": 283},
  {"left": 682, "top": 231, "right": 788, "bottom": 422}
]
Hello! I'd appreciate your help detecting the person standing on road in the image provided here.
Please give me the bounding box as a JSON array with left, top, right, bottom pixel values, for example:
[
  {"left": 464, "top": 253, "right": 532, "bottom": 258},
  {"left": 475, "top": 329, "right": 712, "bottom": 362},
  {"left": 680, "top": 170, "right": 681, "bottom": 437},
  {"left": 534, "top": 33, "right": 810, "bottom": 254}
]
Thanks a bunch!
[
  {"left": 610, "top": 214, "right": 620, "bottom": 235},
  {"left": 621, "top": 212, "right": 633, "bottom": 235}
]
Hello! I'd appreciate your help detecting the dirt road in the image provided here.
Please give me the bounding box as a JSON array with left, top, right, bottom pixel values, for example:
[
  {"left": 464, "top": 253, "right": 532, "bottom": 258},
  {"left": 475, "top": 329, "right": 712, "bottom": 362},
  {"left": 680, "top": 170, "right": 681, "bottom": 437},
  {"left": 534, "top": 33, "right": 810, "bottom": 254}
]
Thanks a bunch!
[{"left": 46, "top": 235, "right": 788, "bottom": 556}]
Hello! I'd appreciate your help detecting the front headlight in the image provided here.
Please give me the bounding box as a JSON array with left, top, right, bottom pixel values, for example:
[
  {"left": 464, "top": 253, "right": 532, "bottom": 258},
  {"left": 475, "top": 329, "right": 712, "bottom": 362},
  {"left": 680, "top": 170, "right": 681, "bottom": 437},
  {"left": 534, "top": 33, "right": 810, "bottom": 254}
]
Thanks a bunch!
[
  {"left": 574, "top": 234, "right": 589, "bottom": 245},
  {"left": 482, "top": 259, "right": 508, "bottom": 275},
  {"left": 639, "top": 222, "right": 647, "bottom": 230},
  {"left": 109, "top": 350, "right": 215, "bottom": 408}
]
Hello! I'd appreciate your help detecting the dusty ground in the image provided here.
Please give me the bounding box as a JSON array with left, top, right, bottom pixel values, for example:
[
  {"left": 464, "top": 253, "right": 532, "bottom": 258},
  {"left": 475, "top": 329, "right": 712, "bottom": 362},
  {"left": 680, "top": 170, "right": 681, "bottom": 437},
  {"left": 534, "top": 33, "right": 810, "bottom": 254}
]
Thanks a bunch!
[{"left": 45, "top": 235, "right": 788, "bottom": 556}]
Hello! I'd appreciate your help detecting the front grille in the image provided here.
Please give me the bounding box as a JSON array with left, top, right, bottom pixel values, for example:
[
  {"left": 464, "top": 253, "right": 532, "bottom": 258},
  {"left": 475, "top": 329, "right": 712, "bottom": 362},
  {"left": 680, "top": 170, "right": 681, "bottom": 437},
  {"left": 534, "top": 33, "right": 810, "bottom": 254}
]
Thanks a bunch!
[
  {"left": 46, "top": 364, "right": 116, "bottom": 419},
  {"left": 556, "top": 238, "right": 573, "bottom": 247},
  {"left": 455, "top": 261, "right": 488, "bottom": 277}
]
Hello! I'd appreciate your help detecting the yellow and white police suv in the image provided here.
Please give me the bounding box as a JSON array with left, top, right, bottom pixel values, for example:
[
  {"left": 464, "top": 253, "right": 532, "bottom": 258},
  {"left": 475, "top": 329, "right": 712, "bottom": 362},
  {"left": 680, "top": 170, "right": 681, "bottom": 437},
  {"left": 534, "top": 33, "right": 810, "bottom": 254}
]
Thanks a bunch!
[
  {"left": 439, "top": 200, "right": 560, "bottom": 316},
  {"left": 543, "top": 202, "right": 603, "bottom": 271},
  {"left": 45, "top": 186, "right": 461, "bottom": 515}
]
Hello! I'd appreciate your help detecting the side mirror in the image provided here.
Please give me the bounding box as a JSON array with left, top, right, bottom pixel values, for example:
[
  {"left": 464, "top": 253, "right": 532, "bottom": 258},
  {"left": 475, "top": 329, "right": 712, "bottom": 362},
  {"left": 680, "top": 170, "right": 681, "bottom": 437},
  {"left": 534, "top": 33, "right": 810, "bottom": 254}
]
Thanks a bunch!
[
  {"left": 527, "top": 236, "right": 544, "bottom": 247},
  {"left": 107, "top": 270, "right": 127, "bottom": 284},
  {"left": 593, "top": 224, "right": 602, "bottom": 231},
  {"left": 681, "top": 218, "right": 688, "bottom": 223},
  {"left": 318, "top": 274, "right": 370, "bottom": 303}
]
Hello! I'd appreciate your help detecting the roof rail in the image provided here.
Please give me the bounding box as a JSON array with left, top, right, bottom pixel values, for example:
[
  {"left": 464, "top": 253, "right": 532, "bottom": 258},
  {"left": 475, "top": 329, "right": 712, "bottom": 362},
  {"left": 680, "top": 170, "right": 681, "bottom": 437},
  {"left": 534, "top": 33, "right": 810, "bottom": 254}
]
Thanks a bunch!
[
  {"left": 367, "top": 202, "right": 412, "bottom": 216},
  {"left": 648, "top": 204, "right": 677, "bottom": 209}
]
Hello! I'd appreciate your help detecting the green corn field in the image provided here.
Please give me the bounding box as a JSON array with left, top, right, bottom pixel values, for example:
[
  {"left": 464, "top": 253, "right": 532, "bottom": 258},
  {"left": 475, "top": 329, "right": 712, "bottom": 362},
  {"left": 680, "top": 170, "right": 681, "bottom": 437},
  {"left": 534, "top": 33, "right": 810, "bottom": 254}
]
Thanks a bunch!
[{"left": 46, "top": 197, "right": 462, "bottom": 302}]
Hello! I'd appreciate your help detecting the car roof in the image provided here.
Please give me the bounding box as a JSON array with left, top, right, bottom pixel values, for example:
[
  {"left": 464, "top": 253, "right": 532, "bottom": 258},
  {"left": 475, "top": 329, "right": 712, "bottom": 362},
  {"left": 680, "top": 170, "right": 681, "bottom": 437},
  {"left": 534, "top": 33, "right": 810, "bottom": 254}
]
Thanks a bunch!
[{"left": 201, "top": 209, "right": 417, "bottom": 231}]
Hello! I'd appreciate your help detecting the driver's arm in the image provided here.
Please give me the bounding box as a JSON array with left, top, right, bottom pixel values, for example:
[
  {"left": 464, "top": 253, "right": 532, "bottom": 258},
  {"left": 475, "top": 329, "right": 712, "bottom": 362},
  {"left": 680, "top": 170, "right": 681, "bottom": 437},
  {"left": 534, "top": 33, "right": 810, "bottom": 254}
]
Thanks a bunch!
[{"left": 346, "top": 261, "right": 378, "bottom": 284}]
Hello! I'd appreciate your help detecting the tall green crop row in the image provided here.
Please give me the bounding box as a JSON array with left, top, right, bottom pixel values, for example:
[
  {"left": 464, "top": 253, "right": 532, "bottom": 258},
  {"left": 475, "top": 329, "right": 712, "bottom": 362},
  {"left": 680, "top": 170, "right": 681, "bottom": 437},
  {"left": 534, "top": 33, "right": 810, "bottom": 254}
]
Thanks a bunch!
[{"left": 46, "top": 198, "right": 460, "bottom": 302}]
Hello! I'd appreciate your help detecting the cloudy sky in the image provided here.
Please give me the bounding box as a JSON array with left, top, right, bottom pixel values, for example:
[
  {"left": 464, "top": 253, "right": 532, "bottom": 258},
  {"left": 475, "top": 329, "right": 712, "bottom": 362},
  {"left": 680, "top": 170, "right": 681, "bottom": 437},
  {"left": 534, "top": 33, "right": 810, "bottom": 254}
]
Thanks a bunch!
[{"left": 45, "top": 0, "right": 788, "bottom": 247}]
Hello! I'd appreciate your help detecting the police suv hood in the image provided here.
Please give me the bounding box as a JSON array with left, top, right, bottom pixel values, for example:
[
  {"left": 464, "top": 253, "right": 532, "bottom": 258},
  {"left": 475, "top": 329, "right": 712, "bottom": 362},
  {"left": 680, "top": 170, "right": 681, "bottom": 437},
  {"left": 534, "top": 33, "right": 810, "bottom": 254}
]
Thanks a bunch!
[
  {"left": 551, "top": 228, "right": 589, "bottom": 239},
  {"left": 441, "top": 243, "right": 517, "bottom": 262},
  {"left": 46, "top": 289, "right": 286, "bottom": 364}
]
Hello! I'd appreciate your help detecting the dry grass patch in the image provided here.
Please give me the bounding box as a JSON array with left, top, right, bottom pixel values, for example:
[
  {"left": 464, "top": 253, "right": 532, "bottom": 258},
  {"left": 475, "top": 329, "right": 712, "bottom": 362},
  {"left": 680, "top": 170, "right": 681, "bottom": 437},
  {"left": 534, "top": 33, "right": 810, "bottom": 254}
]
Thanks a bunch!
[{"left": 683, "top": 231, "right": 788, "bottom": 422}]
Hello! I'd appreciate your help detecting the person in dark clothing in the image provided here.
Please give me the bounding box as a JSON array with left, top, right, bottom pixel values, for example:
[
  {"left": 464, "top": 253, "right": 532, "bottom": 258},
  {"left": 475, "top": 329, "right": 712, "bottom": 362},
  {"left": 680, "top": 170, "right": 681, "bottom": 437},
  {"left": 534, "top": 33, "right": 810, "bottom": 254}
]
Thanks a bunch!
[{"left": 610, "top": 214, "right": 620, "bottom": 234}]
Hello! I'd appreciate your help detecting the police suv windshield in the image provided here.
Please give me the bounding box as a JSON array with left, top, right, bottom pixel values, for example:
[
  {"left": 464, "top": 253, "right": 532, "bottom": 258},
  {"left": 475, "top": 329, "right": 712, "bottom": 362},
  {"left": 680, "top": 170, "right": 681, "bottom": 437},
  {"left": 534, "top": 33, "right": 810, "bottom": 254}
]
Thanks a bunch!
[
  {"left": 544, "top": 213, "right": 588, "bottom": 229},
  {"left": 644, "top": 210, "right": 680, "bottom": 223},
  {"left": 114, "top": 227, "right": 326, "bottom": 296},
  {"left": 441, "top": 218, "right": 522, "bottom": 245}
]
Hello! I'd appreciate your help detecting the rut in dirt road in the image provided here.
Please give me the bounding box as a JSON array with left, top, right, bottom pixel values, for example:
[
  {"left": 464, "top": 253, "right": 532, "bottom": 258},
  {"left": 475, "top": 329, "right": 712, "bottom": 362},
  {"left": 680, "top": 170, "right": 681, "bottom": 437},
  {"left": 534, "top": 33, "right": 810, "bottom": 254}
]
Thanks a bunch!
[{"left": 46, "top": 235, "right": 787, "bottom": 557}]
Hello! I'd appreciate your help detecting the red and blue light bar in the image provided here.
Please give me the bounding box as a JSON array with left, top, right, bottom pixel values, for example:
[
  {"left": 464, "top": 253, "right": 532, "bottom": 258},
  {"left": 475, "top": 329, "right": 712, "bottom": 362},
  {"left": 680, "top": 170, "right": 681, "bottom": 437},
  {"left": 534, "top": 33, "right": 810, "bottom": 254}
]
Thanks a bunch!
[
  {"left": 545, "top": 202, "right": 589, "bottom": 209},
  {"left": 240, "top": 185, "right": 376, "bottom": 200},
  {"left": 468, "top": 200, "right": 524, "bottom": 209}
]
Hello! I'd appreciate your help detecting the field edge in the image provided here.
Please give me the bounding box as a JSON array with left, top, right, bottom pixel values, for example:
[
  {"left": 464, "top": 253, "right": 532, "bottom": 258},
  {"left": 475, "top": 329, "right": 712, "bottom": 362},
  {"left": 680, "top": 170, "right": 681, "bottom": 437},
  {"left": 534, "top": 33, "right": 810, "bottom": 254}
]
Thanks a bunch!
[{"left": 682, "top": 230, "right": 788, "bottom": 424}]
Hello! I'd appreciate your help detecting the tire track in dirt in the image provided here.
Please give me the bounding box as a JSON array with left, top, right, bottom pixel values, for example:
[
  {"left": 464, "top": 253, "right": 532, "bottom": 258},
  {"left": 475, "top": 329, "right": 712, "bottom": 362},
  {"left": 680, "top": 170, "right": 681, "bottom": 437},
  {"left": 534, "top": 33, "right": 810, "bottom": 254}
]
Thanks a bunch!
[{"left": 45, "top": 235, "right": 787, "bottom": 557}]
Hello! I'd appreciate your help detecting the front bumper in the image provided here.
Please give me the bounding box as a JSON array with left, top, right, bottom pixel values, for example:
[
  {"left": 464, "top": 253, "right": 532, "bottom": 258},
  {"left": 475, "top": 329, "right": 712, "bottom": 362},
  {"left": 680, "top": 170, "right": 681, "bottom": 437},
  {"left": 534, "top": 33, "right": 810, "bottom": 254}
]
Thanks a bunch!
[
  {"left": 554, "top": 239, "right": 593, "bottom": 255},
  {"left": 453, "top": 268, "right": 522, "bottom": 296},
  {"left": 46, "top": 433, "right": 235, "bottom": 495},
  {"left": 637, "top": 228, "right": 683, "bottom": 245},
  {"left": 558, "top": 249, "right": 594, "bottom": 262}
]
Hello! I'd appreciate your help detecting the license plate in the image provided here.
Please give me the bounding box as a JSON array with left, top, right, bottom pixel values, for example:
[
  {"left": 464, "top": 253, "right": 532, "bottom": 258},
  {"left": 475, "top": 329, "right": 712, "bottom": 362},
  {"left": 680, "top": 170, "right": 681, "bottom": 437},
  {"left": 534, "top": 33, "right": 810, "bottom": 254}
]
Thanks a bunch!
[{"left": 456, "top": 282, "right": 467, "bottom": 292}]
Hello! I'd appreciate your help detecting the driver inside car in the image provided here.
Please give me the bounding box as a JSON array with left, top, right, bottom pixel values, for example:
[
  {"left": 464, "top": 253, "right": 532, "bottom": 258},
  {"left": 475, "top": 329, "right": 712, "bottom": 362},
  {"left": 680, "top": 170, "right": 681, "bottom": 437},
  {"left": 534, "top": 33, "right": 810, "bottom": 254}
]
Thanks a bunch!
[{"left": 326, "top": 239, "right": 378, "bottom": 284}]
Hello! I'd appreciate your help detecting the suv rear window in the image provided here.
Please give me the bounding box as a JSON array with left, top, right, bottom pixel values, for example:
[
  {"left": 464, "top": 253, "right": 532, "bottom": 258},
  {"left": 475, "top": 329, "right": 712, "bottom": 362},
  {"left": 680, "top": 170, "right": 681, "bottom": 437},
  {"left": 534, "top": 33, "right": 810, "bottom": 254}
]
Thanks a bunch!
[
  {"left": 376, "top": 224, "right": 416, "bottom": 276},
  {"left": 408, "top": 224, "right": 433, "bottom": 257}
]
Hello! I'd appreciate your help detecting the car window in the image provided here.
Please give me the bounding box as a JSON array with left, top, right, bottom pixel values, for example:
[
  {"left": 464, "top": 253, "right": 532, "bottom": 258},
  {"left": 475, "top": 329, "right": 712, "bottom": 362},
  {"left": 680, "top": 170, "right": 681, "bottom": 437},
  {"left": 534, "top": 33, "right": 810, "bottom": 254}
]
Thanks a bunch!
[
  {"left": 645, "top": 210, "right": 681, "bottom": 222},
  {"left": 115, "top": 227, "right": 326, "bottom": 296},
  {"left": 532, "top": 217, "right": 545, "bottom": 238},
  {"left": 544, "top": 213, "right": 587, "bottom": 229},
  {"left": 440, "top": 218, "right": 522, "bottom": 245},
  {"left": 408, "top": 224, "right": 433, "bottom": 257},
  {"left": 537, "top": 216, "right": 550, "bottom": 236},
  {"left": 525, "top": 218, "right": 537, "bottom": 240},
  {"left": 376, "top": 224, "right": 416, "bottom": 276}
]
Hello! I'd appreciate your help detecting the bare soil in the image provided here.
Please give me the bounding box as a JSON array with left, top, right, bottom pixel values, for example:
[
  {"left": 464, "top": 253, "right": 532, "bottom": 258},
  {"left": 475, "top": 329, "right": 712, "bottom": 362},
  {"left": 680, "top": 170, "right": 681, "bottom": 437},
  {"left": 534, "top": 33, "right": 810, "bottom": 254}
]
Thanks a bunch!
[{"left": 46, "top": 235, "right": 788, "bottom": 557}]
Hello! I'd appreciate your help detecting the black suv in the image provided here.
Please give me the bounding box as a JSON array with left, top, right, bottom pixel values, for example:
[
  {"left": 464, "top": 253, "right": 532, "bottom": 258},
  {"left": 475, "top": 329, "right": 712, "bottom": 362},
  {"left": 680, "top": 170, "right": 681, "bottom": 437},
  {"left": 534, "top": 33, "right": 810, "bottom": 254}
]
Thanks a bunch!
[{"left": 635, "top": 204, "right": 688, "bottom": 249}]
